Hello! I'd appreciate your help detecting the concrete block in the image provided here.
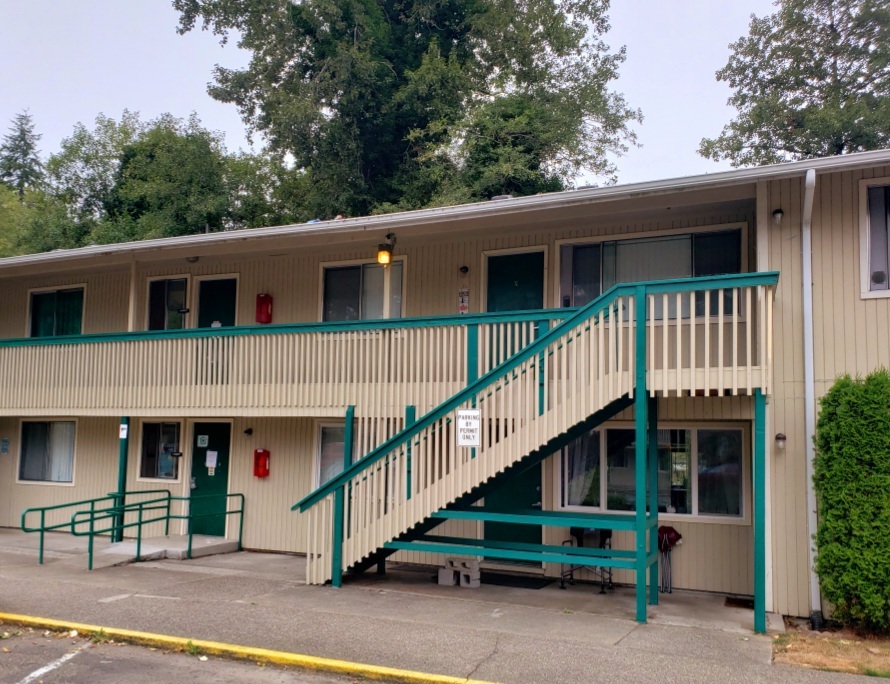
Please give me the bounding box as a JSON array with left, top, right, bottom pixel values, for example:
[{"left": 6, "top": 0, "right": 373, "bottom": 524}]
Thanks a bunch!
[
  {"left": 438, "top": 568, "right": 458, "bottom": 586},
  {"left": 458, "top": 559, "right": 480, "bottom": 573},
  {"left": 460, "top": 573, "right": 480, "bottom": 588}
]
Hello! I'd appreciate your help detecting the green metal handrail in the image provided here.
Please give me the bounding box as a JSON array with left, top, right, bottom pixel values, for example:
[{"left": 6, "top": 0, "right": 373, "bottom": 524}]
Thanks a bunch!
[
  {"left": 70, "top": 494, "right": 172, "bottom": 570},
  {"left": 21, "top": 490, "right": 172, "bottom": 565},
  {"left": 69, "top": 492, "right": 245, "bottom": 570},
  {"left": 294, "top": 271, "right": 779, "bottom": 512},
  {"left": 23, "top": 490, "right": 245, "bottom": 570},
  {"left": 0, "top": 308, "right": 569, "bottom": 348}
]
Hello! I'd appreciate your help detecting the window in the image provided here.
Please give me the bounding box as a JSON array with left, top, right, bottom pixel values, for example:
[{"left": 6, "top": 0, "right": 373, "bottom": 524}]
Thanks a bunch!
[
  {"left": 560, "top": 425, "right": 745, "bottom": 519},
  {"left": 865, "top": 184, "right": 890, "bottom": 293},
  {"left": 559, "top": 229, "right": 742, "bottom": 311},
  {"left": 148, "top": 278, "right": 188, "bottom": 330},
  {"left": 30, "top": 288, "right": 84, "bottom": 337},
  {"left": 19, "top": 421, "right": 75, "bottom": 483},
  {"left": 318, "top": 425, "right": 348, "bottom": 486},
  {"left": 140, "top": 422, "right": 181, "bottom": 480},
  {"left": 323, "top": 262, "right": 403, "bottom": 321}
]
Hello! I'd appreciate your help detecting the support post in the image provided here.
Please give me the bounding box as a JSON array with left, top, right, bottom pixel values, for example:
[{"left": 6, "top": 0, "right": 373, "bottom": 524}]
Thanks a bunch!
[
  {"left": 633, "top": 286, "right": 648, "bottom": 623},
  {"left": 331, "top": 486, "right": 345, "bottom": 587},
  {"left": 538, "top": 321, "right": 550, "bottom": 416},
  {"left": 754, "top": 389, "right": 767, "bottom": 634},
  {"left": 115, "top": 417, "right": 130, "bottom": 543},
  {"left": 648, "top": 395, "right": 659, "bottom": 606},
  {"left": 405, "top": 405, "right": 416, "bottom": 499},
  {"left": 467, "top": 323, "right": 479, "bottom": 385},
  {"left": 332, "top": 406, "right": 355, "bottom": 588}
]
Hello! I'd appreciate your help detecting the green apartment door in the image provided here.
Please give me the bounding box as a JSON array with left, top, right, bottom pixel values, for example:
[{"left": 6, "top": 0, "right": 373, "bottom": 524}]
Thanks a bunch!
[
  {"left": 484, "top": 251, "right": 544, "bottom": 550},
  {"left": 197, "top": 278, "right": 237, "bottom": 328},
  {"left": 190, "top": 422, "right": 231, "bottom": 537}
]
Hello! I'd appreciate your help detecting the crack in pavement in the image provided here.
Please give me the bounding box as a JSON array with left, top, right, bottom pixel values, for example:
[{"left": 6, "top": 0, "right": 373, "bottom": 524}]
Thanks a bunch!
[{"left": 466, "top": 634, "right": 500, "bottom": 680}]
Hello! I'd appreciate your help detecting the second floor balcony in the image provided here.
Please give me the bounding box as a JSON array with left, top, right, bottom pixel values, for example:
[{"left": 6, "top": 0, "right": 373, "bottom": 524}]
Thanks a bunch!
[{"left": 0, "top": 273, "right": 777, "bottom": 418}]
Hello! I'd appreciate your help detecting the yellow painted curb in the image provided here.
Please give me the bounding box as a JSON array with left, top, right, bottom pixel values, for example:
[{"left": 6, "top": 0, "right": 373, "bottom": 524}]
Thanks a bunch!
[{"left": 0, "top": 612, "right": 498, "bottom": 684}]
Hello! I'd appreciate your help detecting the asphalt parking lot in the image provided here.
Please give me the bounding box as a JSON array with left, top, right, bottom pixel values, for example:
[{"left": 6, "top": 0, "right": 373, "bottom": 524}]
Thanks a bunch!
[{"left": 0, "top": 628, "right": 373, "bottom": 684}]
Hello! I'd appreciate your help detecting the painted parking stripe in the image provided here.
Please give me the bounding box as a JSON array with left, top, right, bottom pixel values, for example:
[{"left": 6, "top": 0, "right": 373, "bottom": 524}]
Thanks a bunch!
[{"left": 16, "top": 642, "right": 91, "bottom": 684}]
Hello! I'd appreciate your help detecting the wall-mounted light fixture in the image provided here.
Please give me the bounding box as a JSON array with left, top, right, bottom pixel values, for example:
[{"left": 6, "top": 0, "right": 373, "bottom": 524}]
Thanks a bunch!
[
  {"left": 775, "top": 433, "right": 787, "bottom": 450},
  {"left": 185, "top": 256, "right": 200, "bottom": 263},
  {"left": 772, "top": 209, "right": 784, "bottom": 225},
  {"left": 243, "top": 428, "right": 254, "bottom": 436},
  {"left": 459, "top": 265, "right": 469, "bottom": 276},
  {"left": 377, "top": 233, "right": 396, "bottom": 265}
]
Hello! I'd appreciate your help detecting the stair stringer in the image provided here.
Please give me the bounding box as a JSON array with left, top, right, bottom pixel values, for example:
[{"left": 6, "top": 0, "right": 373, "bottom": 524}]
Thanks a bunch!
[{"left": 349, "top": 394, "right": 634, "bottom": 576}]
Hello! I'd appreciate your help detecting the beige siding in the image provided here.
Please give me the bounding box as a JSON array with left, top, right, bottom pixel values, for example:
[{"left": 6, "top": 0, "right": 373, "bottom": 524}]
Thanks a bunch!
[
  {"left": 0, "top": 417, "right": 119, "bottom": 529},
  {"left": 761, "top": 164, "right": 890, "bottom": 617},
  {"left": 2, "top": 208, "right": 755, "bottom": 343},
  {"left": 0, "top": 271, "right": 129, "bottom": 339}
]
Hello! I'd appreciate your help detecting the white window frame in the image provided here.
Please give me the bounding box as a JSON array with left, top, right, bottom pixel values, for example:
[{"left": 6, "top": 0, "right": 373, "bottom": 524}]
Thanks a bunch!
[
  {"left": 556, "top": 420, "right": 751, "bottom": 526},
  {"left": 315, "top": 421, "right": 349, "bottom": 488},
  {"left": 481, "top": 246, "right": 549, "bottom": 313},
  {"left": 136, "top": 419, "right": 183, "bottom": 483},
  {"left": 318, "top": 256, "right": 407, "bottom": 322},
  {"left": 16, "top": 418, "right": 77, "bottom": 487},
  {"left": 554, "top": 222, "right": 748, "bottom": 311},
  {"left": 859, "top": 176, "right": 890, "bottom": 299},
  {"left": 192, "top": 273, "right": 240, "bottom": 327},
  {"left": 25, "top": 283, "right": 88, "bottom": 338},
  {"left": 145, "top": 274, "right": 192, "bottom": 331}
]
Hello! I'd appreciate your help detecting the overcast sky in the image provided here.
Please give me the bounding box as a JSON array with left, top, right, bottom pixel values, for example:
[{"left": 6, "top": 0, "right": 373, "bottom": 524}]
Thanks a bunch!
[{"left": 0, "top": 0, "right": 777, "bottom": 186}]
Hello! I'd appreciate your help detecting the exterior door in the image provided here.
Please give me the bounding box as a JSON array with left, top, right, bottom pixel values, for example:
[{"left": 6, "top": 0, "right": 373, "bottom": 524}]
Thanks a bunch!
[
  {"left": 189, "top": 422, "right": 231, "bottom": 536},
  {"left": 484, "top": 251, "right": 544, "bottom": 551},
  {"left": 197, "top": 278, "right": 237, "bottom": 328}
]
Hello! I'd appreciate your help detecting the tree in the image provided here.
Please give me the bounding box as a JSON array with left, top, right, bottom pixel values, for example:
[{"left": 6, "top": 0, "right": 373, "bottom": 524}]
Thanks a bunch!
[
  {"left": 0, "top": 111, "right": 44, "bottom": 199},
  {"left": 174, "top": 0, "right": 640, "bottom": 217},
  {"left": 94, "top": 114, "right": 231, "bottom": 243},
  {"left": 46, "top": 111, "right": 146, "bottom": 223},
  {"left": 700, "top": 0, "right": 890, "bottom": 166}
]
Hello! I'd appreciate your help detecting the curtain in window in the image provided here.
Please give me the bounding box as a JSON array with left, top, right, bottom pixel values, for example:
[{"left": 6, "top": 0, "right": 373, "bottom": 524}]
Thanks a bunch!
[
  {"left": 562, "top": 429, "right": 600, "bottom": 506},
  {"left": 48, "top": 422, "right": 75, "bottom": 482},
  {"left": 30, "top": 289, "right": 83, "bottom": 337},
  {"left": 20, "top": 422, "right": 74, "bottom": 483},
  {"left": 55, "top": 289, "right": 84, "bottom": 336},
  {"left": 319, "top": 426, "right": 346, "bottom": 485}
]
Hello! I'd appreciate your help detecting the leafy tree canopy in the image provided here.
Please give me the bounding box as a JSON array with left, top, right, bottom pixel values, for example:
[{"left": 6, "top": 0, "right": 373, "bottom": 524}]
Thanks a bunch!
[
  {"left": 700, "top": 0, "right": 890, "bottom": 166},
  {"left": 174, "top": 0, "right": 640, "bottom": 217},
  {"left": 95, "top": 113, "right": 231, "bottom": 242},
  {"left": 0, "top": 111, "right": 45, "bottom": 199}
]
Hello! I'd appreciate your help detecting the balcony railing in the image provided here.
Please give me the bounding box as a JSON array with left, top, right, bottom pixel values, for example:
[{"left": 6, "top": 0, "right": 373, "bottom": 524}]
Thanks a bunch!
[{"left": 0, "top": 272, "right": 776, "bottom": 417}]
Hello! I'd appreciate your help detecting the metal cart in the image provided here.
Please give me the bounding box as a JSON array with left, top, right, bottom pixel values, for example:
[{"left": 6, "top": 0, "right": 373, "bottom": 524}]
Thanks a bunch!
[{"left": 559, "top": 527, "right": 614, "bottom": 593}]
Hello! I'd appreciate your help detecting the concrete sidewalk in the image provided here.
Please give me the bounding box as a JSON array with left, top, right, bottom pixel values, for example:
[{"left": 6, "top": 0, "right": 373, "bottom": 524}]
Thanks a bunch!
[{"left": 0, "top": 530, "right": 865, "bottom": 683}]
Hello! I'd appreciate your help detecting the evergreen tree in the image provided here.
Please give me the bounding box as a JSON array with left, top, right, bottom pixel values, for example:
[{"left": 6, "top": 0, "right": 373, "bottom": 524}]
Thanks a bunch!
[
  {"left": 700, "top": 0, "right": 890, "bottom": 166},
  {"left": 174, "top": 0, "right": 640, "bottom": 216},
  {"left": 0, "top": 110, "right": 45, "bottom": 199}
]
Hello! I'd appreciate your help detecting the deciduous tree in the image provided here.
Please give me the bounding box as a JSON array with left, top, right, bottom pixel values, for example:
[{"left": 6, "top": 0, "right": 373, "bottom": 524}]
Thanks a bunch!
[
  {"left": 174, "top": 0, "right": 640, "bottom": 216},
  {"left": 700, "top": 0, "right": 890, "bottom": 166}
]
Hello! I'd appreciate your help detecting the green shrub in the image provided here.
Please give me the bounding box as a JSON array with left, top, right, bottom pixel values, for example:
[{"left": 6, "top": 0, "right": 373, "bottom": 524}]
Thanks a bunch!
[{"left": 814, "top": 370, "right": 890, "bottom": 632}]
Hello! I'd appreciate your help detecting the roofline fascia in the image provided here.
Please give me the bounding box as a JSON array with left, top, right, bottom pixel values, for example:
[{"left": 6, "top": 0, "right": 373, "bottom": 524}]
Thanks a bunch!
[{"left": 3, "top": 149, "right": 890, "bottom": 273}]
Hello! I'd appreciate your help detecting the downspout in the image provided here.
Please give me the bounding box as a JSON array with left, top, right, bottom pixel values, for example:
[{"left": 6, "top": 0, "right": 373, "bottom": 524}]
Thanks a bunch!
[{"left": 801, "top": 168, "right": 822, "bottom": 627}]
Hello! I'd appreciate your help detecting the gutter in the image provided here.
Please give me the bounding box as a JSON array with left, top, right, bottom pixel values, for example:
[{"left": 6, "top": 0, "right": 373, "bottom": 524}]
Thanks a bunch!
[
  {"left": 800, "top": 168, "right": 822, "bottom": 626},
  {"left": 2, "top": 149, "right": 890, "bottom": 274}
]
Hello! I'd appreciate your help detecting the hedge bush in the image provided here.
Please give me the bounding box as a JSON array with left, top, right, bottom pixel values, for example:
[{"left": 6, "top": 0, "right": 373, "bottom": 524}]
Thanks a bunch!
[{"left": 814, "top": 370, "right": 890, "bottom": 632}]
